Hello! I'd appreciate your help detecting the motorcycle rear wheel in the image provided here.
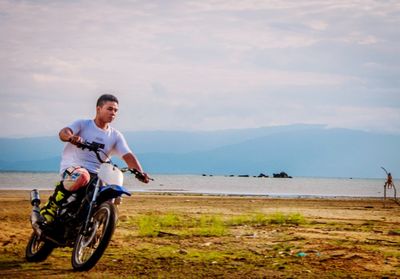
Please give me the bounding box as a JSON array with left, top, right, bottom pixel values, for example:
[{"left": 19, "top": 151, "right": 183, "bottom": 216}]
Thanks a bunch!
[
  {"left": 25, "top": 232, "right": 55, "bottom": 262},
  {"left": 71, "top": 201, "right": 117, "bottom": 271}
]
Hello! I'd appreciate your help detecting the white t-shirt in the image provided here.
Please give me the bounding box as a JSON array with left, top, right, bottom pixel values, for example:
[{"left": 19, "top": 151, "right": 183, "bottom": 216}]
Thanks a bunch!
[{"left": 59, "top": 119, "right": 132, "bottom": 174}]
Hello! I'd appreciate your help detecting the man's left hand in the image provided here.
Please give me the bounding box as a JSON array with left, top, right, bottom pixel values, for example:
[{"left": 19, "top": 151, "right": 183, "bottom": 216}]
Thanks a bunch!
[{"left": 137, "top": 172, "right": 151, "bottom": 184}]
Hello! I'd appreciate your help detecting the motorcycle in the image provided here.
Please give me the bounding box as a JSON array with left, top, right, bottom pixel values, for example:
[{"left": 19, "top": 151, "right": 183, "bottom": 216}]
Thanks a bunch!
[{"left": 26, "top": 141, "right": 151, "bottom": 271}]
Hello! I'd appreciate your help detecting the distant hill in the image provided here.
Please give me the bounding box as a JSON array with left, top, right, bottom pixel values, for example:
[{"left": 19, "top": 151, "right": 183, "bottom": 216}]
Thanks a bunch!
[
  {"left": 122, "top": 124, "right": 326, "bottom": 153},
  {"left": 1, "top": 125, "right": 399, "bottom": 178}
]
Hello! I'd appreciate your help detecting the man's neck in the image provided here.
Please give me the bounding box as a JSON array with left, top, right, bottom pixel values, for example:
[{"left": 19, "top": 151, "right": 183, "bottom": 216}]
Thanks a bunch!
[{"left": 94, "top": 118, "right": 109, "bottom": 130}]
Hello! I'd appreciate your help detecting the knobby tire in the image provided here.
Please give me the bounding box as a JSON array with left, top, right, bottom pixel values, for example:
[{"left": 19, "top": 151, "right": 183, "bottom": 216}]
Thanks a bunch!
[
  {"left": 71, "top": 201, "right": 117, "bottom": 271},
  {"left": 25, "top": 232, "right": 55, "bottom": 262}
]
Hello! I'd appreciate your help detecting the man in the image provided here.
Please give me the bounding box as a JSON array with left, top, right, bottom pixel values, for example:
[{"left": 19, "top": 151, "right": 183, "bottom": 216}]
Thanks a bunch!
[
  {"left": 40, "top": 94, "right": 150, "bottom": 223},
  {"left": 385, "top": 172, "right": 394, "bottom": 189}
]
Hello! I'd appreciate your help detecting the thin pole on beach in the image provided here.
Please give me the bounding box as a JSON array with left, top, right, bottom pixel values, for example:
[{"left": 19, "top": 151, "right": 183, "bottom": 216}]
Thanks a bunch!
[{"left": 381, "top": 167, "right": 399, "bottom": 207}]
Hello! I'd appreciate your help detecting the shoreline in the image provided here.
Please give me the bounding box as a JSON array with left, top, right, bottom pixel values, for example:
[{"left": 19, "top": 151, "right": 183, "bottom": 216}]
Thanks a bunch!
[
  {"left": 0, "top": 188, "right": 387, "bottom": 200},
  {"left": 0, "top": 170, "right": 388, "bottom": 179}
]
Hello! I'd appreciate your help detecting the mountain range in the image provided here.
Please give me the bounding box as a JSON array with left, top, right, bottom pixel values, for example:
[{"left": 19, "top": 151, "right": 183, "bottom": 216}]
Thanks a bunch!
[{"left": 0, "top": 124, "right": 399, "bottom": 178}]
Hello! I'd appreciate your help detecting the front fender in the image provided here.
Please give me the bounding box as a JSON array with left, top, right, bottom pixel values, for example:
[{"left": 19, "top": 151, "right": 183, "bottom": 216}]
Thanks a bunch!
[{"left": 97, "top": 185, "right": 131, "bottom": 204}]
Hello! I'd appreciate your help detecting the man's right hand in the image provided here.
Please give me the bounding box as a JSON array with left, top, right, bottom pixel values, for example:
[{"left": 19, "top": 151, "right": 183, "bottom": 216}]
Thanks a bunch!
[
  {"left": 69, "top": 135, "right": 82, "bottom": 145},
  {"left": 59, "top": 127, "right": 81, "bottom": 144}
]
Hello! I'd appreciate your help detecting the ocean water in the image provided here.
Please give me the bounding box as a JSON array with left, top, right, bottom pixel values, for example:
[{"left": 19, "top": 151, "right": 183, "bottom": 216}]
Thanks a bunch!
[{"left": 0, "top": 172, "right": 395, "bottom": 198}]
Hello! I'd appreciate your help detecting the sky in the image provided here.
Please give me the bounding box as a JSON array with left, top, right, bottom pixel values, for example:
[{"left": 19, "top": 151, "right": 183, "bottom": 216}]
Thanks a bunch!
[{"left": 1, "top": 0, "right": 399, "bottom": 137}]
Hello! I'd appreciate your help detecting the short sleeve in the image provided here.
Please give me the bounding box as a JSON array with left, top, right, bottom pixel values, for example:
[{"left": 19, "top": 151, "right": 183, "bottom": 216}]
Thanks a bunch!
[
  {"left": 113, "top": 131, "right": 132, "bottom": 157},
  {"left": 68, "top": 119, "right": 84, "bottom": 135}
]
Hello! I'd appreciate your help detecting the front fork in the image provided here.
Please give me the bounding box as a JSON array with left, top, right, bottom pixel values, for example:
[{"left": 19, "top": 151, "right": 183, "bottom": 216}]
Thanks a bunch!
[{"left": 82, "top": 179, "right": 101, "bottom": 235}]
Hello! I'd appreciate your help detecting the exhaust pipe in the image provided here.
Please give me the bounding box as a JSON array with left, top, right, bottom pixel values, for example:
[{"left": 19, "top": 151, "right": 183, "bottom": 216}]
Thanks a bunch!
[{"left": 30, "top": 189, "right": 44, "bottom": 235}]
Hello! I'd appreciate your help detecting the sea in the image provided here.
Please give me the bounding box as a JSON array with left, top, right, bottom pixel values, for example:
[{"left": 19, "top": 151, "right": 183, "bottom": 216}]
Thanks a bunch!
[{"left": 0, "top": 172, "right": 396, "bottom": 199}]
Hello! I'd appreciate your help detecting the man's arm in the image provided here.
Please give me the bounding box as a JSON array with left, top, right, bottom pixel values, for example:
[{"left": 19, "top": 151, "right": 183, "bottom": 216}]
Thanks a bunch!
[
  {"left": 59, "top": 127, "right": 81, "bottom": 144},
  {"left": 122, "top": 153, "right": 150, "bottom": 183}
]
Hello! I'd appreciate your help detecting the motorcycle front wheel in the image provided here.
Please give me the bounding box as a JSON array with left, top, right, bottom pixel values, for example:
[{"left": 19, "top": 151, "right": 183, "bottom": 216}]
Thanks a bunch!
[
  {"left": 25, "top": 232, "right": 55, "bottom": 262},
  {"left": 71, "top": 201, "right": 117, "bottom": 271}
]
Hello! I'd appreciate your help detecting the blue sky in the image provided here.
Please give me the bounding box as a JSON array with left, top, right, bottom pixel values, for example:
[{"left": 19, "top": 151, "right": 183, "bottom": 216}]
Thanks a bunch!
[{"left": 1, "top": 0, "right": 399, "bottom": 137}]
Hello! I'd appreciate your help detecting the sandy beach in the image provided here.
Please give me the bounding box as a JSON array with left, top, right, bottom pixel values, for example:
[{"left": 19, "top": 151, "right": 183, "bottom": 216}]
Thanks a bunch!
[{"left": 0, "top": 190, "right": 399, "bottom": 278}]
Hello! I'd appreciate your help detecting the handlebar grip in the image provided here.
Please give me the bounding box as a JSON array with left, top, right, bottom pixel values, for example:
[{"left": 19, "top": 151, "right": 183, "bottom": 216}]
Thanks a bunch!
[
  {"left": 130, "top": 168, "right": 153, "bottom": 181},
  {"left": 135, "top": 172, "right": 145, "bottom": 180}
]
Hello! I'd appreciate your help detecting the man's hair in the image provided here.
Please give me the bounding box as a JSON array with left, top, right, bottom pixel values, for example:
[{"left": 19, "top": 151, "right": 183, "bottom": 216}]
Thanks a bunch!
[{"left": 96, "top": 94, "right": 119, "bottom": 107}]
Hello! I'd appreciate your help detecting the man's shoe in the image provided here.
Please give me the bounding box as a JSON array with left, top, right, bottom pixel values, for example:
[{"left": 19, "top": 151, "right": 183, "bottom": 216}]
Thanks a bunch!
[{"left": 40, "top": 183, "right": 70, "bottom": 223}]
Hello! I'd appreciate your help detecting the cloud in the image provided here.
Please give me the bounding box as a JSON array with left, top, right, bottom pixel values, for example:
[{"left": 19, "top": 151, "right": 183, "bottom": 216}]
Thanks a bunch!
[
  {"left": 0, "top": 0, "right": 399, "bottom": 136},
  {"left": 324, "top": 106, "right": 400, "bottom": 133}
]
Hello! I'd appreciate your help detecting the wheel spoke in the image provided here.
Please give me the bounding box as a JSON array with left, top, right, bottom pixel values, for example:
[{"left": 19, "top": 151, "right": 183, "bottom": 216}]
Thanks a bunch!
[
  {"left": 74, "top": 206, "right": 111, "bottom": 265},
  {"left": 26, "top": 232, "right": 54, "bottom": 262},
  {"left": 32, "top": 234, "right": 44, "bottom": 253}
]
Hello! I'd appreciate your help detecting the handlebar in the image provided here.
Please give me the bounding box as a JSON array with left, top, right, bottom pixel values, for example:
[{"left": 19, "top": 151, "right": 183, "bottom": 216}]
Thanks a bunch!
[
  {"left": 75, "top": 141, "right": 103, "bottom": 152},
  {"left": 75, "top": 140, "right": 153, "bottom": 182},
  {"left": 75, "top": 141, "right": 107, "bottom": 163}
]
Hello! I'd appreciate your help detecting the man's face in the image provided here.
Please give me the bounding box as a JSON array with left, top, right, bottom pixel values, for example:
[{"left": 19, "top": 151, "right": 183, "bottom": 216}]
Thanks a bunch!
[{"left": 97, "top": 101, "right": 119, "bottom": 123}]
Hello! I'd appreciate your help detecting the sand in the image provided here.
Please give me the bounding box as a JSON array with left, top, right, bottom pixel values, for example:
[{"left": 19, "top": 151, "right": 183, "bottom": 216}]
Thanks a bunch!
[{"left": 0, "top": 190, "right": 399, "bottom": 278}]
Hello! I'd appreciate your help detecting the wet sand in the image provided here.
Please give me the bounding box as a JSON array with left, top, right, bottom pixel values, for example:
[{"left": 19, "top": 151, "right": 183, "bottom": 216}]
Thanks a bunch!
[{"left": 0, "top": 190, "right": 399, "bottom": 278}]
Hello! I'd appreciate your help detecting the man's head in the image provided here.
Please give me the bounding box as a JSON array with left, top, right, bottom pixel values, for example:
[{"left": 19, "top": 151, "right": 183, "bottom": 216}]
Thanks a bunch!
[
  {"left": 96, "top": 94, "right": 119, "bottom": 107},
  {"left": 96, "top": 94, "right": 119, "bottom": 124}
]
